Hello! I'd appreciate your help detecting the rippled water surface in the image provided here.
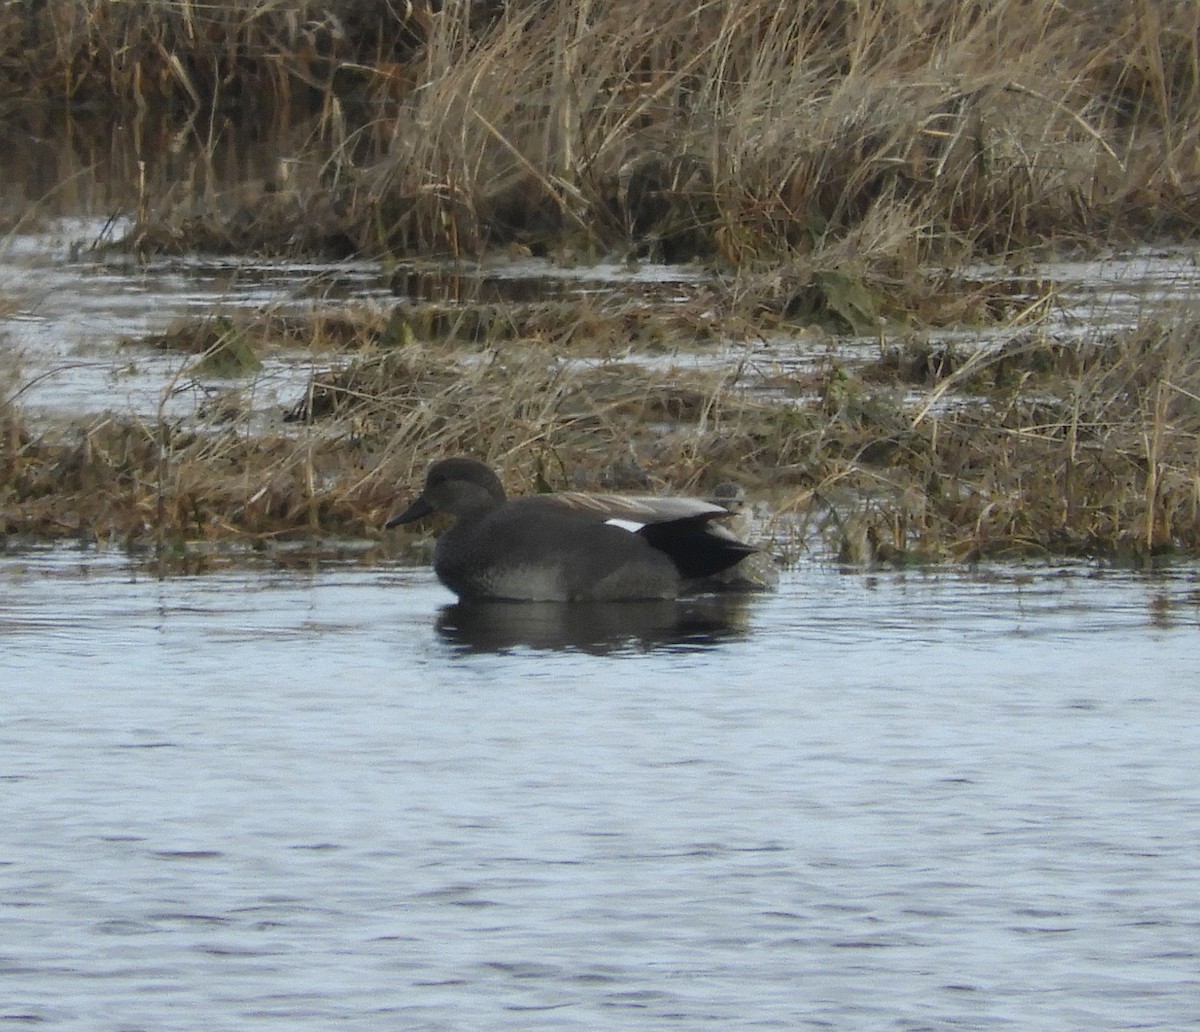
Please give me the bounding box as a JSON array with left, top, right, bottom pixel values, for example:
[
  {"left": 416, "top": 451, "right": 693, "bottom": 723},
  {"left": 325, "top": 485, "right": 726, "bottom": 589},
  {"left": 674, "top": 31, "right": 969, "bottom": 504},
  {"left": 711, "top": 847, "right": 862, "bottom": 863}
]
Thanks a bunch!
[{"left": 2, "top": 549, "right": 1198, "bottom": 1030}]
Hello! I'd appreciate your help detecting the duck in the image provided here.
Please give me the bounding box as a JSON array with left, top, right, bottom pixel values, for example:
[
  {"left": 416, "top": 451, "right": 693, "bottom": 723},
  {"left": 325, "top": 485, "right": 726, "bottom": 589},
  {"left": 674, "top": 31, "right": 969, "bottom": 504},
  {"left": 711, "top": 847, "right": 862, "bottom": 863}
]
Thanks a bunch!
[{"left": 386, "top": 457, "right": 758, "bottom": 602}]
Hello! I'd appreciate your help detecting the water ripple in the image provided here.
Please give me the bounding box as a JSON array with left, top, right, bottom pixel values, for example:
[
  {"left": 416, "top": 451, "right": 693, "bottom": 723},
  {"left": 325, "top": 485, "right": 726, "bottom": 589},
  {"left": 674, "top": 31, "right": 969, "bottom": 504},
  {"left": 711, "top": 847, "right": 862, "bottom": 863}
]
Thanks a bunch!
[{"left": 1, "top": 549, "right": 1198, "bottom": 1029}]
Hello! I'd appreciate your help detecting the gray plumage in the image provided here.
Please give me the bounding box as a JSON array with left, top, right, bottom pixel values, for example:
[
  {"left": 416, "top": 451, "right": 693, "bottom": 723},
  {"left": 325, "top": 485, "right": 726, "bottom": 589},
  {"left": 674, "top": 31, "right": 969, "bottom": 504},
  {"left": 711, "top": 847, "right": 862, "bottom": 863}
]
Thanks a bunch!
[{"left": 387, "top": 457, "right": 757, "bottom": 602}]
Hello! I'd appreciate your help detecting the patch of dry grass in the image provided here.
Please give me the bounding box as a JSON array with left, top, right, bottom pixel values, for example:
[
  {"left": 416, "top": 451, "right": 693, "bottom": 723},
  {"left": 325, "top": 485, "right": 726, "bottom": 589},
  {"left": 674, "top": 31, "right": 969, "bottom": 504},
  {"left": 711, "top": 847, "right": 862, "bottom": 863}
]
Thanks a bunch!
[
  {"left": 4, "top": 300, "right": 1200, "bottom": 565},
  {"left": 21, "top": 0, "right": 1188, "bottom": 277},
  {"left": 838, "top": 315, "right": 1200, "bottom": 560},
  {"left": 0, "top": 1, "right": 436, "bottom": 112}
]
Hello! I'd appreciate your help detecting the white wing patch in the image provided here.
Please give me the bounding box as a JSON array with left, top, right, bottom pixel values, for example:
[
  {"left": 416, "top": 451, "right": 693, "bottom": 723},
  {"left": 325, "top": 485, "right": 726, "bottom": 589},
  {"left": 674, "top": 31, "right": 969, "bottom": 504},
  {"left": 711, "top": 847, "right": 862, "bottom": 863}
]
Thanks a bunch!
[{"left": 605, "top": 518, "right": 647, "bottom": 533}]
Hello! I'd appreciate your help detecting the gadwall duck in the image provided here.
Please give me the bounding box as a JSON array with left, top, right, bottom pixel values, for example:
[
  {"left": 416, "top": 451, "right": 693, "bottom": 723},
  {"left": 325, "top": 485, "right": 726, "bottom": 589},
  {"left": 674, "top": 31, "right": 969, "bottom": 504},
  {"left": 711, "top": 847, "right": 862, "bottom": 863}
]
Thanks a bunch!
[{"left": 387, "top": 457, "right": 757, "bottom": 602}]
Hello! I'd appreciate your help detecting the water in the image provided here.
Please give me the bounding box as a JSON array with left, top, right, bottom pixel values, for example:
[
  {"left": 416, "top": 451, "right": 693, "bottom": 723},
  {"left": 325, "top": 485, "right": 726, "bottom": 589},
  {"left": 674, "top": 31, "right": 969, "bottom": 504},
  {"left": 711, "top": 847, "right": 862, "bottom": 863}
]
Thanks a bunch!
[
  {"left": 2, "top": 548, "right": 1198, "bottom": 1030},
  {"left": 0, "top": 217, "right": 708, "bottom": 423},
  {"left": 5, "top": 204, "right": 1200, "bottom": 427},
  {"left": 0, "top": 218, "right": 389, "bottom": 421}
]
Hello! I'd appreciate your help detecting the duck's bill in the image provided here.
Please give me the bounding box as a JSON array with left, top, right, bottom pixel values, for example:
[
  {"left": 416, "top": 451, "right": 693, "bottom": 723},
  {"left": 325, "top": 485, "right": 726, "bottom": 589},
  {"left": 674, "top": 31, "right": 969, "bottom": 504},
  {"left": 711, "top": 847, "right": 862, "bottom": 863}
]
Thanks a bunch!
[{"left": 386, "top": 496, "right": 434, "bottom": 527}]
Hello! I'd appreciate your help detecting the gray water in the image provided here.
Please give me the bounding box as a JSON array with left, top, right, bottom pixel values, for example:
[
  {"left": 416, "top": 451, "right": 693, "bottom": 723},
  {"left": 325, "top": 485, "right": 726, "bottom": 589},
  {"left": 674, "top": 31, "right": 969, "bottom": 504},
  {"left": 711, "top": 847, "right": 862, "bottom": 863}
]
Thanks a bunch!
[
  {"left": 2, "top": 548, "right": 1198, "bottom": 1030},
  {"left": 6, "top": 212, "right": 1200, "bottom": 427}
]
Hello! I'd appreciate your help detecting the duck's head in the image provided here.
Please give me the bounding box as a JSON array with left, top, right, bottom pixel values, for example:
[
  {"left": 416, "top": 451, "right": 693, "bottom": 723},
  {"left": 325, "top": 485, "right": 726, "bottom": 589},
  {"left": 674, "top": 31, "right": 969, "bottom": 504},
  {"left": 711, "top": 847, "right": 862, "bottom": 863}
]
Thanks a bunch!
[{"left": 386, "top": 457, "right": 507, "bottom": 526}]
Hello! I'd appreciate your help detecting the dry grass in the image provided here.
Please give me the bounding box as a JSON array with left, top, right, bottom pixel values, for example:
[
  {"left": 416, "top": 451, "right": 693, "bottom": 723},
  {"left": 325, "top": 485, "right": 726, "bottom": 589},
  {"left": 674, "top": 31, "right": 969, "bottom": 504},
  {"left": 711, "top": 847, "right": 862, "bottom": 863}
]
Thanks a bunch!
[
  {"left": 346, "top": 0, "right": 1200, "bottom": 257},
  {"left": 5, "top": 2, "right": 1199, "bottom": 568},
  {"left": 14, "top": 0, "right": 1186, "bottom": 276},
  {"left": 842, "top": 316, "right": 1200, "bottom": 560},
  {"left": 4, "top": 299, "right": 1200, "bottom": 565},
  {"left": 0, "top": 1, "right": 435, "bottom": 112},
  {"left": 0, "top": 332, "right": 783, "bottom": 549}
]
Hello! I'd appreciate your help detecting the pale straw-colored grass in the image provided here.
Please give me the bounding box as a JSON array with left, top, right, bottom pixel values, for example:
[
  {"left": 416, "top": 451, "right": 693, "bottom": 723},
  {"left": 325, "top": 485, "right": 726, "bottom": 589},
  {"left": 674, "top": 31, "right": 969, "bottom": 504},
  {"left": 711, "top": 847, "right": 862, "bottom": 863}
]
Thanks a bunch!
[
  {"left": 13, "top": 1, "right": 1188, "bottom": 271},
  {"left": 5, "top": 301, "right": 1200, "bottom": 563}
]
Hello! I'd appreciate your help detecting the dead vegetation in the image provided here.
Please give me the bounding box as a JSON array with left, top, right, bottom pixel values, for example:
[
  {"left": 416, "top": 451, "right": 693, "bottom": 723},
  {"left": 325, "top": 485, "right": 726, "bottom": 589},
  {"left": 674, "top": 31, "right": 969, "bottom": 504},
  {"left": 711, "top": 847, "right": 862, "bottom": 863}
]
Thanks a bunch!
[
  {"left": 4, "top": 300, "right": 1200, "bottom": 565},
  {"left": 6, "top": 0, "right": 1194, "bottom": 273},
  {"left": 0, "top": 0, "right": 438, "bottom": 113},
  {"left": 3, "top": 2, "right": 1200, "bottom": 567}
]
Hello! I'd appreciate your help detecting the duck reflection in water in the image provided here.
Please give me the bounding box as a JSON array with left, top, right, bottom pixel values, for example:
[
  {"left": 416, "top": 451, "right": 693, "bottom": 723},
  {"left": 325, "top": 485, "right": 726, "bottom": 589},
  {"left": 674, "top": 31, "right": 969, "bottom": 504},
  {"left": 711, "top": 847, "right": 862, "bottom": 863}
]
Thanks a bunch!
[{"left": 434, "top": 595, "right": 753, "bottom": 655}]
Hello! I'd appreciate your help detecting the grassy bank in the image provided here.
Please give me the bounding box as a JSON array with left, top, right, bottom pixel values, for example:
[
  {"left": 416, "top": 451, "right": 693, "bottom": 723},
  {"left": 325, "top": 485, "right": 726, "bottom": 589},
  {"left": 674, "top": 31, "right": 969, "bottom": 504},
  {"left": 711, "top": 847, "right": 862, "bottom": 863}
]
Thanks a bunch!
[
  {"left": 5, "top": 1, "right": 1197, "bottom": 269},
  {"left": 4, "top": 299, "right": 1199, "bottom": 564},
  {"left": 4, "top": 2, "right": 1199, "bottom": 567}
]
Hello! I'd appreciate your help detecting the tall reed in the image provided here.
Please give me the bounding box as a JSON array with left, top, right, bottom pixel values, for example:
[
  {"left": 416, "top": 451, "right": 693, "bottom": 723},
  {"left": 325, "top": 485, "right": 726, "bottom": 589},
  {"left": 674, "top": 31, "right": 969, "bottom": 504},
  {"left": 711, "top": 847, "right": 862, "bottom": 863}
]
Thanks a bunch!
[
  {"left": 351, "top": 0, "right": 1200, "bottom": 258},
  {"left": 7, "top": 2, "right": 1194, "bottom": 263}
]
